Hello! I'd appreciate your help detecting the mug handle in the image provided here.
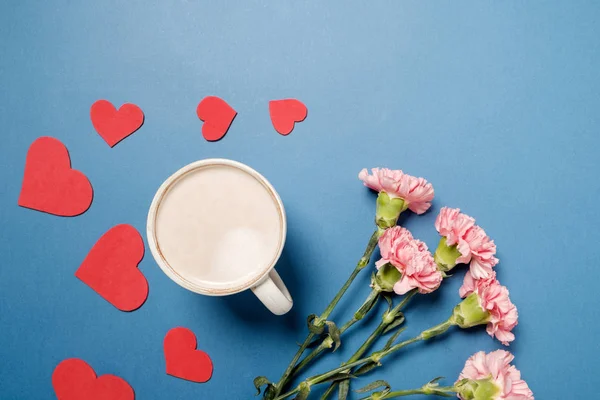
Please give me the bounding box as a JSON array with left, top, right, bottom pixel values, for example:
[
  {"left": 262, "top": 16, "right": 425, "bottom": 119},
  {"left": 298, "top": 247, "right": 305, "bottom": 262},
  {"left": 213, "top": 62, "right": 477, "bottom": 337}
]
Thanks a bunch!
[{"left": 251, "top": 269, "right": 293, "bottom": 315}]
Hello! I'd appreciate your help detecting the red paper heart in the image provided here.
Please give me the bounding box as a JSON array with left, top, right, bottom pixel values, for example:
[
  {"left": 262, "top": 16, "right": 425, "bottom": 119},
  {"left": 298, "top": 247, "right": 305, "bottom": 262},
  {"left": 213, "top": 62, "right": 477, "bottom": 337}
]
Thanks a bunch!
[
  {"left": 164, "top": 327, "right": 213, "bottom": 383},
  {"left": 196, "top": 96, "right": 237, "bottom": 141},
  {"left": 76, "top": 224, "right": 148, "bottom": 312},
  {"left": 52, "top": 358, "right": 134, "bottom": 400},
  {"left": 269, "top": 99, "right": 308, "bottom": 135},
  {"left": 18, "top": 136, "right": 93, "bottom": 217},
  {"left": 90, "top": 99, "right": 144, "bottom": 147}
]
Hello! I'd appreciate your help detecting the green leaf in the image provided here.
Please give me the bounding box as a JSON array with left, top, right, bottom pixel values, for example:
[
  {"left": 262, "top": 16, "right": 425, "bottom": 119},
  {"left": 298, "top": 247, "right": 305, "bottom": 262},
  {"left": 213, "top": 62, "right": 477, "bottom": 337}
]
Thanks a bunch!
[
  {"left": 355, "top": 380, "right": 391, "bottom": 394},
  {"left": 325, "top": 321, "right": 342, "bottom": 352},
  {"left": 338, "top": 379, "right": 350, "bottom": 400},
  {"left": 264, "top": 385, "right": 277, "bottom": 400},
  {"left": 383, "top": 326, "right": 406, "bottom": 350},
  {"left": 253, "top": 376, "right": 273, "bottom": 396},
  {"left": 427, "top": 376, "right": 445, "bottom": 387},
  {"left": 354, "top": 361, "right": 379, "bottom": 376},
  {"left": 423, "top": 377, "right": 455, "bottom": 397},
  {"left": 382, "top": 313, "right": 405, "bottom": 334}
]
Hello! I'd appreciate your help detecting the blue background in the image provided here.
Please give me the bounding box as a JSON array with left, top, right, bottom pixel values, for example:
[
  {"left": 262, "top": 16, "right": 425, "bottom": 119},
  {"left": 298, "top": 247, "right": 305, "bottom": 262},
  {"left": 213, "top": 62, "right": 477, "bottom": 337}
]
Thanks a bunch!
[{"left": 1, "top": 1, "right": 598, "bottom": 399}]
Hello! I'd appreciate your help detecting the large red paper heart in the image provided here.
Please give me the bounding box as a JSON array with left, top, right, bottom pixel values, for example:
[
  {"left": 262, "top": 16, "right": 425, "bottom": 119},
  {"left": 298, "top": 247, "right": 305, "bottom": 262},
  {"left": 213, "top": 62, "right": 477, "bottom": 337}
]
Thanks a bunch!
[
  {"left": 52, "top": 358, "right": 134, "bottom": 400},
  {"left": 196, "top": 96, "right": 237, "bottom": 141},
  {"left": 164, "top": 327, "right": 213, "bottom": 383},
  {"left": 269, "top": 99, "right": 308, "bottom": 135},
  {"left": 76, "top": 224, "right": 148, "bottom": 312},
  {"left": 18, "top": 136, "right": 93, "bottom": 217},
  {"left": 90, "top": 99, "right": 144, "bottom": 147}
]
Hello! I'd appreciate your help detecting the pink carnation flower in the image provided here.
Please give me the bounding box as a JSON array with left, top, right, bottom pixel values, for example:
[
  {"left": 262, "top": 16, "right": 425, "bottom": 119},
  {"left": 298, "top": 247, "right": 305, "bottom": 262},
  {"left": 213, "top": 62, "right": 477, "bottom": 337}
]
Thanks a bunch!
[
  {"left": 358, "top": 168, "right": 434, "bottom": 214},
  {"left": 460, "top": 273, "right": 518, "bottom": 346},
  {"left": 457, "top": 350, "right": 534, "bottom": 399},
  {"left": 435, "top": 207, "right": 498, "bottom": 279},
  {"left": 376, "top": 226, "right": 442, "bottom": 294}
]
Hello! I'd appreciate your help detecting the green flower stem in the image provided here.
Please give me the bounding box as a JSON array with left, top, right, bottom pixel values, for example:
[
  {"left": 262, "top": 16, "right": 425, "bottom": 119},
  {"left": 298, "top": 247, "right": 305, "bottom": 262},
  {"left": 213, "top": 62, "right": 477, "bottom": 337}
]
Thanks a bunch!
[
  {"left": 274, "top": 317, "right": 456, "bottom": 400},
  {"left": 293, "top": 288, "right": 381, "bottom": 375},
  {"left": 271, "top": 229, "right": 382, "bottom": 397},
  {"left": 380, "top": 386, "right": 457, "bottom": 399},
  {"left": 320, "top": 289, "right": 418, "bottom": 399}
]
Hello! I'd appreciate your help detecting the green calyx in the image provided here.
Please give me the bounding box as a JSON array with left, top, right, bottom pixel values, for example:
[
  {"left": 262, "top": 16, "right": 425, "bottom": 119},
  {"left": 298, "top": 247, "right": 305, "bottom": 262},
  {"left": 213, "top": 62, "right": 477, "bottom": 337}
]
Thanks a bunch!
[
  {"left": 375, "top": 192, "right": 407, "bottom": 229},
  {"left": 373, "top": 263, "right": 402, "bottom": 293},
  {"left": 434, "top": 237, "right": 462, "bottom": 272},
  {"left": 452, "top": 293, "right": 491, "bottom": 328},
  {"left": 456, "top": 377, "right": 500, "bottom": 400}
]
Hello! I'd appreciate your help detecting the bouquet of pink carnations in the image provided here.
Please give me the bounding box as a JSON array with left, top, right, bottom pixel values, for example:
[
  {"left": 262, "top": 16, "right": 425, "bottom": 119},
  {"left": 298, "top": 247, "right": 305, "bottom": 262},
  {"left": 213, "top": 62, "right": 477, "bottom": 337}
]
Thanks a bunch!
[{"left": 255, "top": 168, "right": 533, "bottom": 400}]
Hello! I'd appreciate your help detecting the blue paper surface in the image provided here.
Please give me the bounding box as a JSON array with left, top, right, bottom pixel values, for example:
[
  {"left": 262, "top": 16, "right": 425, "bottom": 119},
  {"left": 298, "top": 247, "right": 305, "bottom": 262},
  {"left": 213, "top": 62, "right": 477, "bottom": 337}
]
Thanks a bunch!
[{"left": 1, "top": 1, "right": 599, "bottom": 398}]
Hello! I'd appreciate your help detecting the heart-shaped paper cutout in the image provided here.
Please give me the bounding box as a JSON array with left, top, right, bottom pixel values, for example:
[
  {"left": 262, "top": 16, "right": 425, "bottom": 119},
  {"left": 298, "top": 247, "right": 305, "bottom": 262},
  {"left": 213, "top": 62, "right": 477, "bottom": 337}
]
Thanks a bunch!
[
  {"left": 90, "top": 99, "right": 144, "bottom": 147},
  {"left": 269, "top": 99, "right": 308, "bottom": 135},
  {"left": 196, "top": 96, "right": 237, "bottom": 141},
  {"left": 164, "top": 327, "right": 213, "bottom": 383},
  {"left": 52, "top": 358, "right": 134, "bottom": 400},
  {"left": 18, "top": 136, "right": 93, "bottom": 217},
  {"left": 76, "top": 224, "right": 148, "bottom": 312}
]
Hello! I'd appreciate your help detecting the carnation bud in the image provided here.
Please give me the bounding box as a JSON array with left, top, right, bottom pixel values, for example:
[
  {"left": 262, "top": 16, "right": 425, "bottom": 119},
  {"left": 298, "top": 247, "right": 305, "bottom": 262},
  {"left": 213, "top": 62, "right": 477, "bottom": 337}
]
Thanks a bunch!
[
  {"left": 375, "top": 192, "right": 407, "bottom": 229},
  {"left": 455, "top": 378, "right": 500, "bottom": 400},
  {"left": 373, "top": 263, "right": 402, "bottom": 292},
  {"left": 452, "top": 293, "right": 491, "bottom": 328},
  {"left": 434, "top": 237, "right": 462, "bottom": 272}
]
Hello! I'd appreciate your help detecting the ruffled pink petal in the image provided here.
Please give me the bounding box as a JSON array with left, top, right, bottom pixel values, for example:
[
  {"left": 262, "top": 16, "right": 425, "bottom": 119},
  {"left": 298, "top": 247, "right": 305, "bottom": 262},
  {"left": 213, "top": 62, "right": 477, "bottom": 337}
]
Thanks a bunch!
[
  {"left": 456, "top": 241, "right": 473, "bottom": 264},
  {"left": 459, "top": 270, "right": 475, "bottom": 298},
  {"left": 393, "top": 278, "right": 415, "bottom": 295},
  {"left": 468, "top": 257, "right": 494, "bottom": 280},
  {"left": 488, "top": 325, "right": 516, "bottom": 346},
  {"left": 480, "top": 280, "right": 518, "bottom": 345},
  {"left": 402, "top": 176, "right": 435, "bottom": 214}
]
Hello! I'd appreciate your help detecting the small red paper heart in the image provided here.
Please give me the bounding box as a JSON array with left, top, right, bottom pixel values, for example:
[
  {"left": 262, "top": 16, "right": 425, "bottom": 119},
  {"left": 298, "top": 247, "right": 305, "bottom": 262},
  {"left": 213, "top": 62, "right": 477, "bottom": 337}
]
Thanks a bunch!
[
  {"left": 164, "top": 327, "right": 213, "bottom": 383},
  {"left": 90, "top": 99, "right": 144, "bottom": 147},
  {"left": 269, "top": 99, "right": 308, "bottom": 135},
  {"left": 52, "top": 358, "right": 134, "bottom": 400},
  {"left": 196, "top": 96, "right": 237, "bottom": 141},
  {"left": 76, "top": 224, "right": 148, "bottom": 312},
  {"left": 18, "top": 136, "right": 93, "bottom": 217}
]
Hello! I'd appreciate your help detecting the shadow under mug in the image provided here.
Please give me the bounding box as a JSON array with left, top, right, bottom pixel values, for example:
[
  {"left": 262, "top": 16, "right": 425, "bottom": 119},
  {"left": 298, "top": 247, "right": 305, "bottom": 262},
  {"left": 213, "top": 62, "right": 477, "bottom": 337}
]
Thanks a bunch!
[{"left": 146, "top": 158, "right": 293, "bottom": 315}]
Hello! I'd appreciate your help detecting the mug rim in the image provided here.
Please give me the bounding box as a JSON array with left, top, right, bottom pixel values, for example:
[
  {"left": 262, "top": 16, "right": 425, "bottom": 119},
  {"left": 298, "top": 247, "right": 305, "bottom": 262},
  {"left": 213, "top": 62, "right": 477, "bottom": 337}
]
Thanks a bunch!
[{"left": 146, "top": 158, "right": 287, "bottom": 296}]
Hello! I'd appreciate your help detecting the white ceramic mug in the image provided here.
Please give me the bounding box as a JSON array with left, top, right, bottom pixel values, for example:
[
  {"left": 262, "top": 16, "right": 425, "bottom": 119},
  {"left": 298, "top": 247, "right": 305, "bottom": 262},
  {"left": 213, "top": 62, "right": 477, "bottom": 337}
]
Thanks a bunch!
[{"left": 146, "top": 158, "right": 293, "bottom": 315}]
